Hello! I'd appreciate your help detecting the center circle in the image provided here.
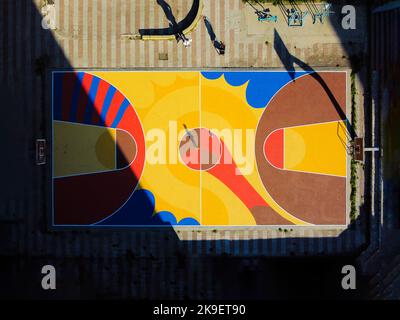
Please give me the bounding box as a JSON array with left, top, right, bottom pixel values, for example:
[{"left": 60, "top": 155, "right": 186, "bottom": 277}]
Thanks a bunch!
[{"left": 179, "top": 128, "right": 222, "bottom": 171}]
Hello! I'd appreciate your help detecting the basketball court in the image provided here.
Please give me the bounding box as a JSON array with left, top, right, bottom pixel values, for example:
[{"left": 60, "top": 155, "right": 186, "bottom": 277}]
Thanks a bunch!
[{"left": 52, "top": 70, "right": 349, "bottom": 227}]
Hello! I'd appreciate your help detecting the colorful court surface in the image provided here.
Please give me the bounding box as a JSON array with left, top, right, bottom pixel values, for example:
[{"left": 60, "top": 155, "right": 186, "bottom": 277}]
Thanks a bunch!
[{"left": 52, "top": 71, "right": 349, "bottom": 227}]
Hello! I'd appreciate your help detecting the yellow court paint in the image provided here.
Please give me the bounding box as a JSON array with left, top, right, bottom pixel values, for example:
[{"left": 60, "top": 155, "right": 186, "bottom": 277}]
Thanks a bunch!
[
  {"left": 92, "top": 71, "right": 202, "bottom": 223},
  {"left": 54, "top": 121, "right": 116, "bottom": 177},
  {"left": 201, "top": 76, "right": 309, "bottom": 226},
  {"left": 284, "top": 121, "right": 347, "bottom": 177},
  {"left": 85, "top": 72, "right": 314, "bottom": 226}
]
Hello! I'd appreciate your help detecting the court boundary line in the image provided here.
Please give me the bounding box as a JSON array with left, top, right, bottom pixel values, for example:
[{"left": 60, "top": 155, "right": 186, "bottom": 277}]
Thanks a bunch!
[
  {"left": 51, "top": 75, "right": 54, "bottom": 226},
  {"left": 345, "top": 70, "right": 350, "bottom": 227},
  {"left": 51, "top": 70, "right": 350, "bottom": 228},
  {"left": 283, "top": 128, "right": 285, "bottom": 173},
  {"left": 199, "top": 72, "right": 202, "bottom": 225}
]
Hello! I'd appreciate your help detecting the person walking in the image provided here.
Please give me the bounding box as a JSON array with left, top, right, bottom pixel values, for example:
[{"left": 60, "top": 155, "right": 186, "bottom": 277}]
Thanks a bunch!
[{"left": 174, "top": 28, "right": 192, "bottom": 48}]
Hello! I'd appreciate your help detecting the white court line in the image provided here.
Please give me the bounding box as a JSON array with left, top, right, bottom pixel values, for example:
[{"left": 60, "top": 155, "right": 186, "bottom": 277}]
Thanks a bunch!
[
  {"left": 199, "top": 71, "right": 202, "bottom": 225},
  {"left": 51, "top": 70, "right": 349, "bottom": 228},
  {"left": 53, "top": 120, "right": 138, "bottom": 179},
  {"left": 262, "top": 120, "right": 348, "bottom": 178},
  {"left": 283, "top": 128, "right": 285, "bottom": 170}
]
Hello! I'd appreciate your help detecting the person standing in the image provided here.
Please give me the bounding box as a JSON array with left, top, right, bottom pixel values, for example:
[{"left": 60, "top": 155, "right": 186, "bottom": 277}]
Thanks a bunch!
[{"left": 174, "top": 28, "right": 192, "bottom": 48}]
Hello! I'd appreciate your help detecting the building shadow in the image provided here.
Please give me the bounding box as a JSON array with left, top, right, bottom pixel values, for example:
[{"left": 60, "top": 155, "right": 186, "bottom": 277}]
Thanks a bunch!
[
  {"left": 0, "top": 0, "right": 181, "bottom": 300},
  {"left": 0, "top": 0, "right": 385, "bottom": 300}
]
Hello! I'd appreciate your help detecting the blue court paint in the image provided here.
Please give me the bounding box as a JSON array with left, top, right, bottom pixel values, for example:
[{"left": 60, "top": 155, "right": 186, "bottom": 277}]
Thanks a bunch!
[{"left": 202, "top": 71, "right": 311, "bottom": 108}]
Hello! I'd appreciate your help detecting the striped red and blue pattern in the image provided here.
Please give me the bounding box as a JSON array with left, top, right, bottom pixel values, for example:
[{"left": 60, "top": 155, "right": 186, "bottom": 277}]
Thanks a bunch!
[{"left": 53, "top": 72, "right": 131, "bottom": 129}]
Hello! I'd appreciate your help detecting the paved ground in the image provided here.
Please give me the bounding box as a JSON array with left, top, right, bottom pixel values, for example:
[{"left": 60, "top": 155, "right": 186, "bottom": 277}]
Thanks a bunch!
[
  {"left": 0, "top": 0, "right": 376, "bottom": 299},
  {"left": 42, "top": 0, "right": 367, "bottom": 68},
  {"left": 0, "top": 0, "right": 370, "bottom": 246},
  {"left": 359, "top": 3, "right": 400, "bottom": 299}
]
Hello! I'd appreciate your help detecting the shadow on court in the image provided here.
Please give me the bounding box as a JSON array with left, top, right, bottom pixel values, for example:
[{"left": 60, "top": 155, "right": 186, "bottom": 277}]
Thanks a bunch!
[
  {"left": 0, "top": 0, "right": 375, "bottom": 300},
  {"left": 273, "top": 29, "right": 357, "bottom": 139}
]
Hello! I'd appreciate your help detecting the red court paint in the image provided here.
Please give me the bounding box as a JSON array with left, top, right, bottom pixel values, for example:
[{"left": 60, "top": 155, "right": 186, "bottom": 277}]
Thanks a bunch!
[
  {"left": 207, "top": 138, "right": 269, "bottom": 210},
  {"left": 92, "top": 79, "right": 110, "bottom": 124},
  {"left": 104, "top": 90, "right": 125, "bottom": 127},
  {"left": 264, "top": 128, "right": 284, "bottom": 169}
]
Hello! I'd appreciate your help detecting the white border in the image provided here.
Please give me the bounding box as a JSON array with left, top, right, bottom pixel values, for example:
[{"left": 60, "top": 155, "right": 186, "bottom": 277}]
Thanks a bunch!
[{"left": 51, "top": 69, "right": 350, "bottom": 228}]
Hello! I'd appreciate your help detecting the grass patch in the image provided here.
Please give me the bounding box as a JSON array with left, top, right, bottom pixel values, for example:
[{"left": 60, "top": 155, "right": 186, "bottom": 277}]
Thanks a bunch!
[{"left": 350, "top": 71, "right": 358, "bottom": 223}]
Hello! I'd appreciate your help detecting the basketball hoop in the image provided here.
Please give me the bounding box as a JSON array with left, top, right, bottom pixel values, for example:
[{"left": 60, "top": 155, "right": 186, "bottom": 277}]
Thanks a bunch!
[
  {"left": 353, "top": 137, "right": 364, "bottom": 161},
  {"left": 36, "top": 139, "right": 46, "bottom": 165}
]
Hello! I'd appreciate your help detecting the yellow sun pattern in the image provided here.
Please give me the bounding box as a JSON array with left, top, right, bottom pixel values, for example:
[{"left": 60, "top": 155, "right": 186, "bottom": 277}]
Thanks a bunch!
[{"left": 90, "top": 71, "right": 310, "bottom": 226}]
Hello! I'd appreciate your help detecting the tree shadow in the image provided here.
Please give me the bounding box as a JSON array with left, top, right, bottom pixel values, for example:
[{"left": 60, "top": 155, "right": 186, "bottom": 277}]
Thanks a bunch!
[
  {"left": 304, "top": 0, "right": 326, "bottom": 24},
  {"left": 337, "top": 121, "right": 354, "bottom": 155},
  {"left": 138, "top": 0, "right": 201, "bottom": 38},
  {"left": 275, "top": 0, "right": 308, "bottom": 26},
  {"left": 274, "top": 29, "right": 357, "bottom": 139}
]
